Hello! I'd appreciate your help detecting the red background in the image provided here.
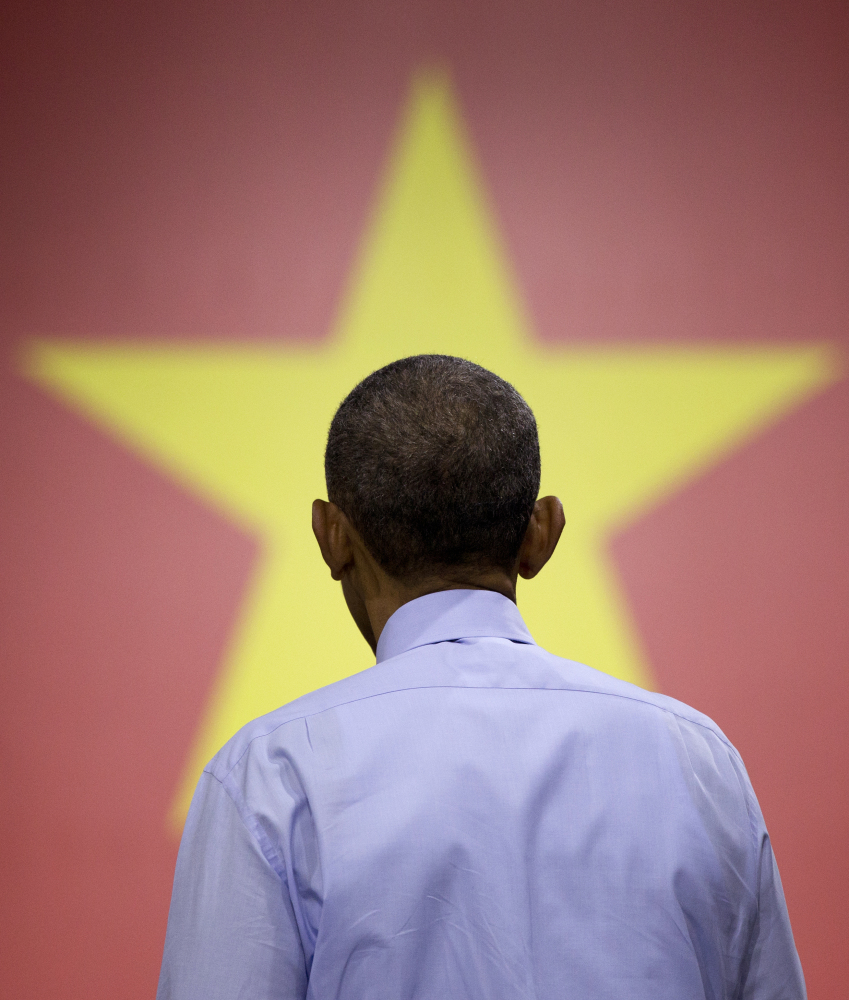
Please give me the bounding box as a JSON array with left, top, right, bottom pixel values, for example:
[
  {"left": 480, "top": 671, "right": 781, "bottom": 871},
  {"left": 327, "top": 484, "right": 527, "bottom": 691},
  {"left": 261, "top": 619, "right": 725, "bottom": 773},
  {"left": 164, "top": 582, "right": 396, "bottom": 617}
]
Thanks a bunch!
[{"left": 1, "top": 1, "right": 847, "bottom": 995}]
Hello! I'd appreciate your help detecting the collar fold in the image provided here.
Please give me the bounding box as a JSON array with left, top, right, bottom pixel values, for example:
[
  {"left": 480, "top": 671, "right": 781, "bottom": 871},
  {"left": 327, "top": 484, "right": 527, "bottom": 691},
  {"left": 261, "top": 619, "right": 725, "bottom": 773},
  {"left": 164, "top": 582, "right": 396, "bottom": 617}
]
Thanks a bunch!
[{"left": 375, "top": 589, "right": 535, "bottom": 664}]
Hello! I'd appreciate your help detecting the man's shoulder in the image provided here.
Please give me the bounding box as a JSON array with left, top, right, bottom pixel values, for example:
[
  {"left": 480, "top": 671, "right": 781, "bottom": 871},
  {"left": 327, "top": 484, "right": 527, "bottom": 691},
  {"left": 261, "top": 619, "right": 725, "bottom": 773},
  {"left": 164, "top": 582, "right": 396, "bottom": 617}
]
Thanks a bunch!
[
  {"left": 553, "top": 652, "right": 733, "bottom": 737},
  {"left": 205, "top": 640, "right": 739, "bottom": 784},
  {"left": 204, "top": 661, "right": 386, "bottom": 781},
  {"left": 535, "top": 648, "right": 740, "bottom": 760}
]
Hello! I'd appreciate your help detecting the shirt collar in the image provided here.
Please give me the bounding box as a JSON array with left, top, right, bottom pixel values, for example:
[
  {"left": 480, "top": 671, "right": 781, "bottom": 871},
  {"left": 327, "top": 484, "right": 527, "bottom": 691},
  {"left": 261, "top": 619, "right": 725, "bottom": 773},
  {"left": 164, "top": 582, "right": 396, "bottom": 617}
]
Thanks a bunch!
[{"left": 375, "top": 588, "right": 536, "bottom": 664}]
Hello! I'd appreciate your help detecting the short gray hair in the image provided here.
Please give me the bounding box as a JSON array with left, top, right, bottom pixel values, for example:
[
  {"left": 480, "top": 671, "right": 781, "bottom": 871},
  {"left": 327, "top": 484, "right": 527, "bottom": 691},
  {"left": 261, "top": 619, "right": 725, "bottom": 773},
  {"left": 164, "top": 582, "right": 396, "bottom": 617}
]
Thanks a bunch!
[{"left": 325, "top": 355, "right": 540, "bottom": 579}]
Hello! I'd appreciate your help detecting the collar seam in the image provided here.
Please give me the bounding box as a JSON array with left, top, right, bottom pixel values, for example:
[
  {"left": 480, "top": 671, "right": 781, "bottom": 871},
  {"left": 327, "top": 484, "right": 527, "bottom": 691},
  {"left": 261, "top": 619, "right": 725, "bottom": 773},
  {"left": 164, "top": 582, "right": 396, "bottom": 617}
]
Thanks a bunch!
[{"left": 377, "top": 633, "right": 536, "bottom": 665}]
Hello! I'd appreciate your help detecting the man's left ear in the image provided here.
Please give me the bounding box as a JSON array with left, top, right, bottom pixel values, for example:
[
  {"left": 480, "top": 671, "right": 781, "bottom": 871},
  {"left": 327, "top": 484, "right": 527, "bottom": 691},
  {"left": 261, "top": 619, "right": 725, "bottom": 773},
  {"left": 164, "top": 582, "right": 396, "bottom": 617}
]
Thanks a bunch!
[
  {"left": 312, "top": 499, "right": 355, "bottom": 581},
  {"left": 517, "top": 496, "right": 565, "bottom": 580}
]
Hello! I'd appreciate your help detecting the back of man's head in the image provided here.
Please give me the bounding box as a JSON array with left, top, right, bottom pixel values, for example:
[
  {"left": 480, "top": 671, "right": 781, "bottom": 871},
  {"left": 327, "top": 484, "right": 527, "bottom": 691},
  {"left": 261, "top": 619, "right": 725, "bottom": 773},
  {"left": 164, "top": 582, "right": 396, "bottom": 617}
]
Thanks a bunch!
[{"left": 325, "top": 355, "right": 541, "bottom": 580}]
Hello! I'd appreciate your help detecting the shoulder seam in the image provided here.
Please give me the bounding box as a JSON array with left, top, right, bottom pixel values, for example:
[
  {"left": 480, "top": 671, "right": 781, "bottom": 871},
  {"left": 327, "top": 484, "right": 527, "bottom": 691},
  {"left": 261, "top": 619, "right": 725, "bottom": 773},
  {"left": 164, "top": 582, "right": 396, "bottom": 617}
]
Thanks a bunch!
[
  {"left": 202, "top": 769, "right": 289, "bottom": 885},
  {"left": 212, "top": 681, "right": 735, "bottom": 782}
]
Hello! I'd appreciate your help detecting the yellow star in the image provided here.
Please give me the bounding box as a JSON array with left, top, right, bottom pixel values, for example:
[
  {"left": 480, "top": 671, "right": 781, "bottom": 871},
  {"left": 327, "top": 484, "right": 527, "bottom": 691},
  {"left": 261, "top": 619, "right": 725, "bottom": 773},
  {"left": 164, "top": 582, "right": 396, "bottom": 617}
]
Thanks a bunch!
[{"left": 26, "top": 71, "right": 835, "bottom": 829}]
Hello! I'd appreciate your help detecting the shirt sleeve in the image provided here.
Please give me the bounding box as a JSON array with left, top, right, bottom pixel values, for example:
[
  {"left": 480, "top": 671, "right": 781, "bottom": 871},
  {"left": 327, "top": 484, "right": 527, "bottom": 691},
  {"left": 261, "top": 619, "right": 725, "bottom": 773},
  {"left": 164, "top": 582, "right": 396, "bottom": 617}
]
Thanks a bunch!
[
  {"left": 156, "top": 770, "right": 308, "bottom": 1000},
  {"left": 740, "top": 824, "right": 807, "bottom": 999}
]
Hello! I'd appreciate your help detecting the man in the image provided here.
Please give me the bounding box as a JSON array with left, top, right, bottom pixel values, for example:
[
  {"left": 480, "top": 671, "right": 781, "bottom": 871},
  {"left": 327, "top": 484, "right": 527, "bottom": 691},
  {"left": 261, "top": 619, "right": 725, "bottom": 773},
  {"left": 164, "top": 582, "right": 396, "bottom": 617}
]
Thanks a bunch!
[{"left": 158, "top": 355, "right": 805, "bottom": 999}]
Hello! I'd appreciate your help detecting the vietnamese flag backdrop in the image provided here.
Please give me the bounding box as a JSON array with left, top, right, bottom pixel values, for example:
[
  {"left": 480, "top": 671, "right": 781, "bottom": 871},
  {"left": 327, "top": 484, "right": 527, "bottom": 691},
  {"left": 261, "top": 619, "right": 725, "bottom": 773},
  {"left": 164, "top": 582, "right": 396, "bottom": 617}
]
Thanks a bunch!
[{"left": 1, "top": 2, "right": 847, "bottom": 997}]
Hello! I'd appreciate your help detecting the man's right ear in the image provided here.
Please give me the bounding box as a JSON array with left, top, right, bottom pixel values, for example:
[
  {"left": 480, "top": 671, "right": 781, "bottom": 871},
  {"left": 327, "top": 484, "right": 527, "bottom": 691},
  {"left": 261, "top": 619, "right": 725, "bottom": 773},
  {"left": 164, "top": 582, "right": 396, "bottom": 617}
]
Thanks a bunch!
[{"left": 312, "top": 499, "right": 355, "bottom": 581}]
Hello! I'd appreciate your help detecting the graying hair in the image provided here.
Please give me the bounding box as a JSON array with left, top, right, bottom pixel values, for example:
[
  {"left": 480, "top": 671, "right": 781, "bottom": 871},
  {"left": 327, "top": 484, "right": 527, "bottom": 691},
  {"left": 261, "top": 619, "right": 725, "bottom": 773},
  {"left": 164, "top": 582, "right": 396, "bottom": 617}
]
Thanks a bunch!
[{"left": 325, "top": 355, "right": 540, "bottom": 579}]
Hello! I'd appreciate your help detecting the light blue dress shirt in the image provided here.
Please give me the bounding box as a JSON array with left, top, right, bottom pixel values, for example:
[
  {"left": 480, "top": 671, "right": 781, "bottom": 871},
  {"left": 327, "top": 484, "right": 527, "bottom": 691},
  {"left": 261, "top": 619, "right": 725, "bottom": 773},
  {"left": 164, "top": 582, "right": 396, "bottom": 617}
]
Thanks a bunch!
[{"left": 158, "top": 589, "right": 804, "bottom": 999}]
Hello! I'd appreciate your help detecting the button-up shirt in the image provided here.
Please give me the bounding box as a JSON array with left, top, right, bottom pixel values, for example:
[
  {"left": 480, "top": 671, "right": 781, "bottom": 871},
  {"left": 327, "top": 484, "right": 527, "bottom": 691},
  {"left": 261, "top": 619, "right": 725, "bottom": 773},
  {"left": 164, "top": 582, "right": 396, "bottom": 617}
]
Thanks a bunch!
[{"left": 158, "top": 588, "right": 804, "bottom": 999}]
